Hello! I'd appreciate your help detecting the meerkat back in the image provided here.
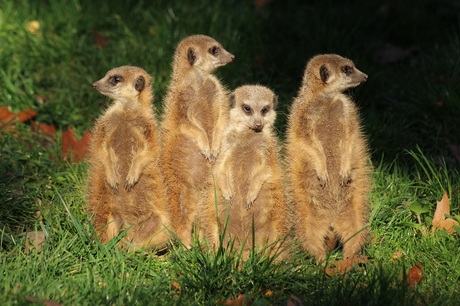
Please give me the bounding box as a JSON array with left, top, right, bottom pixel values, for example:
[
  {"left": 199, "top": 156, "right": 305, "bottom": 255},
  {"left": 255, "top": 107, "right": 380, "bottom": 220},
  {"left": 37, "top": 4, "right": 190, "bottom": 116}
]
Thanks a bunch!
[
  {"left": 285, "top": 54, "right": 371, "bottom": 262},
  {"left": 160, "top": 35, "right": 235, "bottom": 247},
  {"left": 87, "top": 66, "right": 170, "bottom": 251},
  {"left": 201, "top": 85, "right": 287, "bottom": 255}
]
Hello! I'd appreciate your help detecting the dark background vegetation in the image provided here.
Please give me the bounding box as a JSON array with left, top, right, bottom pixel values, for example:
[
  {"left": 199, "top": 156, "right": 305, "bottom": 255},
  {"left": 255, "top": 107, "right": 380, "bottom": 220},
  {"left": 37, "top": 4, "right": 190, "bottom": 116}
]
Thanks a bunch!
[
  {"left": 1, "top": 0, "right": 460, "bottom": 304},
  {"left": 2, "top": 0, "right": 459, "bottom": 166}
]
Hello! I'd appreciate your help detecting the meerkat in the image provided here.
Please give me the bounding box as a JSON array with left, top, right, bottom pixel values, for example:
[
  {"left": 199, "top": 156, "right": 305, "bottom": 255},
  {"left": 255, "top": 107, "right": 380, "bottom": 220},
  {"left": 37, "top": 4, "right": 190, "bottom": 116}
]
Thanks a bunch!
[
  {"left": 160, "top": 35, "right": 235, "bottom": 247},
  {"left": 87, "top": 66, "right": 170, "bottom": 251},
  {"left": 285, "top": 54, "right": 371, "bottom": 262},
  {"left": 200, "top": 85, "right": 287, "bottom": 256}
]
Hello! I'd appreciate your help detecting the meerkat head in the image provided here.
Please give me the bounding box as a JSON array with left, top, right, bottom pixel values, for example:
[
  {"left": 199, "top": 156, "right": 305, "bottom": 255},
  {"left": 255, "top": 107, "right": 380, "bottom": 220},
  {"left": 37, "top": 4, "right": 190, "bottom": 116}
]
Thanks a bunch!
[
  {"left": 228, "top": 85, "right": 278, "bottom": 133},
  {"left": 302, "top": 54, "right": 368, "bottom": 95},
  {"left": 93, "top": 66, "right": 152, "bottom": 104},
  {"left": 174, "top": 35, "right": 235, "bottom": 74}
]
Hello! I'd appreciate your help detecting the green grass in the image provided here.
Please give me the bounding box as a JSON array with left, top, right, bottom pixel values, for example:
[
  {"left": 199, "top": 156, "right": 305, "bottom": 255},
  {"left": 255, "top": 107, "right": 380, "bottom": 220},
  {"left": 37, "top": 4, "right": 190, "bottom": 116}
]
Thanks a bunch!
[{"left": 1, "top": 0, "right": 459, "bottom": 304}]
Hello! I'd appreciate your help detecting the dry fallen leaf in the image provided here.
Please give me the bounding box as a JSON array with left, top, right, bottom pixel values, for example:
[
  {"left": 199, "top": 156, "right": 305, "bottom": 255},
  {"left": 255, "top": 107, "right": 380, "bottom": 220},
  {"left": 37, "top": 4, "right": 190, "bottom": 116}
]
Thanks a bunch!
[
  {"left": 391, "top": 250, "right": 403, "bottom": 262},
  {"left": 254, "top": 0, "right": 272, "bottom": 9},
  {"left": 406, "top": 263, "right": 423, "bottom": 288},
  {"left": 62, "top": 127, "right": 92, "bottom": 162},
  {"left": 325, "top": 255, "right": 370, "bottom": 276},
  {"left": 93, "top": 29, "right": 110, "bottom": 49},
  {"left": 24, "top": 231, "right": 46, "bottom": 253},
  {"left": 25, "top": 297, "right": 62, "bottom": 306},
  {"left": 374, "top": 42, "right": 417, "bottom": 64},
  {"left": 31, "top": 121, "right": 57, "bottom": 138},
  {"left": 286, "top": 294, "right": 304, "bottom": 306},
  {"left": 25, "top": 20, "right": 40, "bottom": 35},
  {"left": 0, "top": 106, "right": 37, "bottom": 129},
  {"left": 431, "top": 192, "right": 459, "bottom": 234},
  {"left": 223, "top": 294, "right": 247, "bottom": 306}
]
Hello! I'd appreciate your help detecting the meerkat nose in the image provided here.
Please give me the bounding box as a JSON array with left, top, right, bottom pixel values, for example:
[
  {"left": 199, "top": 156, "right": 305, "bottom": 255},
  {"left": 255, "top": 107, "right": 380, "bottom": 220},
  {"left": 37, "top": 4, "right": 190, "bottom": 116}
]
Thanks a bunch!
[
  {"left": 93, "top": 83, "right": 98, "bottom": 90},
  {"left": 230, "top": 54, "right": 235, "bottom": 61}
]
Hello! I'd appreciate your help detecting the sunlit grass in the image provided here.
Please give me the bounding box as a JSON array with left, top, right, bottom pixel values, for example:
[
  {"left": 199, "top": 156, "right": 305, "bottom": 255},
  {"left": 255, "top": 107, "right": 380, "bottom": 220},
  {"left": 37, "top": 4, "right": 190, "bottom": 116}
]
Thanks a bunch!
[{"left": 1, "top": 0, "right": 459, "bottom": 304}]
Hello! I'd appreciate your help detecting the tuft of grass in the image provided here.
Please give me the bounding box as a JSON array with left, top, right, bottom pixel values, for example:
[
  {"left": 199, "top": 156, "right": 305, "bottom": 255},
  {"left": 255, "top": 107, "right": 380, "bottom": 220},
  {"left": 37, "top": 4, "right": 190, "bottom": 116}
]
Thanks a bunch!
[{"left": 1, "top": 0, "right": 459, "bottom": 304}]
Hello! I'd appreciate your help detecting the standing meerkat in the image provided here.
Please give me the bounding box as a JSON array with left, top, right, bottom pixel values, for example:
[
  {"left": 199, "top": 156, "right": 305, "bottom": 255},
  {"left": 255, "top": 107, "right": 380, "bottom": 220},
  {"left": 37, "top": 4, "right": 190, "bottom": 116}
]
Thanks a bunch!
[
  {"left": 87, "top": 66, "right": 170, "bottom": 251},
  {"left": 161, "top": 35, "right": 235, "bottom": 247},
  {"left": 285, "top": 54, "right": 371, "bottom": 262},
  {"left": 201, "top": 85, "right": 287, "bottom": 256}
]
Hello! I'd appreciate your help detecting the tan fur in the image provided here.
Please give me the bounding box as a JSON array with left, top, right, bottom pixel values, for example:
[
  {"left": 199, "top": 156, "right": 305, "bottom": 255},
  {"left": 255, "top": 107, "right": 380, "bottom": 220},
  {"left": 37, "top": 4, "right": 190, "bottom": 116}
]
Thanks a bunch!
[
  {"left": 87, "top": 66, "right": 170, "bottom": 251},
  {"left": 201, "top": 85, "right": 287, "bottom": 257},
  {"left": 161, "top": 35, "right": 234, "bottom": 247},
  {"left": 285, "top": 54, "right": 371, "bottom": 262}
]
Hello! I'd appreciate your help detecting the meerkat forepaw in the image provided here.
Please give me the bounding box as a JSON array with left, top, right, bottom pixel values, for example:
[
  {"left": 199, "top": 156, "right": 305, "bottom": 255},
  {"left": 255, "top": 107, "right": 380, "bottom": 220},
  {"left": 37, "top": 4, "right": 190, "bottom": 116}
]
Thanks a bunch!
[
  {"left": 106, "top": 176, "right": 120, "bottom": 190},
  {"left": 125, "top": 170, "right": 140, "bottom": 190},
  {"left": 339, "top": 175, "right": 352, "bottom": 187},
  {"left": 339, "top": 169, "right": 352, "bottom": 187},
  {"left": 317, "top": 172, "right": 329, "bottom": 188},
  {"left": 210, "top": 148, "right": 220, "bottom": 163},
  {"left": 221, "top": 186, "right": 233, "bottom": 202},
  {"left": 246, "top": 192, "right": 258, "bottom": 209}
]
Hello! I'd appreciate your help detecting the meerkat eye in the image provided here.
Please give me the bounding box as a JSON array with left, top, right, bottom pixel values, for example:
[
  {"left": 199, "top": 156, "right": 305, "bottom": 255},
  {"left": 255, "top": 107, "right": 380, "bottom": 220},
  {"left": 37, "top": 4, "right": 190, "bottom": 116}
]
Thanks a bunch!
[
  {"left": 209, "top": 46, "right": 220, "bottom": 56},
  {"left": 242, "top": 104, "right": 252, "bottom": 114},
  {"left": 261, "top": 106, "right": 270, "bottom": 116},
  {"left": 341, "top": 65, "right": 354, "bottom": 75},
  {"left": 109, "top": 75, "right": 124, "bottom": 86}
]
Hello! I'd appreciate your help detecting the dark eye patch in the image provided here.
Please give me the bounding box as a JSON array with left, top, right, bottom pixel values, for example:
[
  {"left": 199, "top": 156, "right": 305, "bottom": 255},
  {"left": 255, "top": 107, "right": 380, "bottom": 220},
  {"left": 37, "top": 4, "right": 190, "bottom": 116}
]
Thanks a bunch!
[
  {"left": 108, "top": 75, "right": 124, "bottom": 86},
  {"left": 242, "top": 104, "right": 253, "bottom": 115},
  {"left": 260, "top": 106, "right": 270, "bottom": 116},
  {"left": 341, "top": 65, "right": 354, "bottom": 75},
  {"left": 209, "top": 46, "right": 219, "bottom": 55}
]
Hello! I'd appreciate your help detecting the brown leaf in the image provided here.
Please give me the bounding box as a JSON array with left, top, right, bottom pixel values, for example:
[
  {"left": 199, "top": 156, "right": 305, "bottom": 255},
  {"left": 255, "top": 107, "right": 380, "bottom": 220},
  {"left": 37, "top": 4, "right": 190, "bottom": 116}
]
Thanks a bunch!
[
  {"left": 287, "top": 294, "right": 304, "bottom": 306},
  {"left": 254, "top": 0, "right": 272, "bottom": 9},
  {"left": 62, "top": 127, "right": 92, "bottom": 162},
  {"left": 0, "top": 106, "right": 37, "bottom": 129},
  {"left": 375, "top": 42, "right": 417, "bottom": 64},
  {"left": 93, "top": 30, "right": 110, "bottom": 49},
  {"left": 432, "top": 192, "right": 459, "bottom": 234},
  {"left": 448, "top": 144, "right": 460, "bottom": 164},
  {"left": 406, "top": 263, "right": 423, "bottom": 288},
  {"left": 25, "top": 297, "right": 61, "bottom": 306},
  {"left": 325, "top": 255, "right": 370, "bottom": 276},
  {"left": 25, "top": 20, "right": 40, "bottom": 35},
  {"left": 171, "top": 281, "right": 181, "bottom": 290},
  {"left": 31, "top": 121, "right": 57, "bottom": 138},
  {"left": 16, "top": 108, "right": 38, "bottom": 123},
  {"left": 24, "top": 231, "right": 46, "bottom": 253},
  {"left": 391, "top": 250, "right": 403, "bottom": 262},
  {"left": 223, "top": 294, "right": 247, "bottom": 306}
]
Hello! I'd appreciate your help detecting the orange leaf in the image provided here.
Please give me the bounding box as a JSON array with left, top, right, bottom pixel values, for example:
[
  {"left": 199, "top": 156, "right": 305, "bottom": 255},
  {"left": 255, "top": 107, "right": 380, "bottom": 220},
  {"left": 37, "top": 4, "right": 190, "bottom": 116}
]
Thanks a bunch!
[
  {"left": 391, "top": 250, "right": 404, "bottom": 262},
  {"left": 432, "top": 192, "right": 459, "bottom": 234},
  {"left": 406, "top": 263, "right": 423, "bottom": 288},
  {"left": 16, "top": 108, "right": 37, "bottom": 123},
  {"left": 287, "top": 294, "right": 304, "bottom": 306},
  {"left": 325, "top": 255, "right": 369, "bottom": 276},
  {"left": 31, "top": 121, "right": 57, "bottom": 138},
  {"left": 0, "top": 106, "right": 37, "bottom": 129},
  {"left": 62, "top": 127, "right": 92, "bottom": 163},
  {"left": 24, "top": 231, "right": 46, "bottom": 253},
  {"left": 93, "top": 29, "right": 110, "bottom": 49},
  {"left": 223, "top": 294, "right": 247, "bottom": 306},
  {"left": 254, "top": 0, "right": 272, "bottom": 9}
]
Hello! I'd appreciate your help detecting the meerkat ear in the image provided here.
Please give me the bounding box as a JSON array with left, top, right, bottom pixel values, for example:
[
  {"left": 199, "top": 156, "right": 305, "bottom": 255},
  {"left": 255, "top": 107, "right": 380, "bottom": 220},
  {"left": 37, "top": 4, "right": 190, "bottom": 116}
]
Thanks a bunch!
[
  {"left": 135, "top": 76, "right": 145, "bottom": 92},
  {"left": 272, "top": 95, "right": 279, "bottom": 110},
  {"left": 229, "top": 93, "right": 236, "bottom": 108},
  {"left": 187, "top": 47, "right": 196, "bottom": 65},
  {"left": 320, "top": 65, "right": 329, "bottom": 83}
]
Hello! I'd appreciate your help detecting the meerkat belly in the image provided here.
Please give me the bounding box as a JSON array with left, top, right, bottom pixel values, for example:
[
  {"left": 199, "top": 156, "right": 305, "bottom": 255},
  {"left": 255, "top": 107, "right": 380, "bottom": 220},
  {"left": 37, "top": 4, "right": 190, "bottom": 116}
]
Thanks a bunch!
[{"left": 228, "top": 137, "right": 269, "bottom": 233}]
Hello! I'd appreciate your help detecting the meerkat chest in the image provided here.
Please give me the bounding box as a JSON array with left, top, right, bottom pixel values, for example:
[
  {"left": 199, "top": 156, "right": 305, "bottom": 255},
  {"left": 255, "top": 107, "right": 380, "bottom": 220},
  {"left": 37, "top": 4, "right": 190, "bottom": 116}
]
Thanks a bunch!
[
  {"left": 225, "top": 133, "right": 269, "bottom": 176},
  {"left": 310, "top": 97, "right": 349, "bottom": 145},
  {"left": 106, "top": 111, "right": 148, "bottom": 156}
]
